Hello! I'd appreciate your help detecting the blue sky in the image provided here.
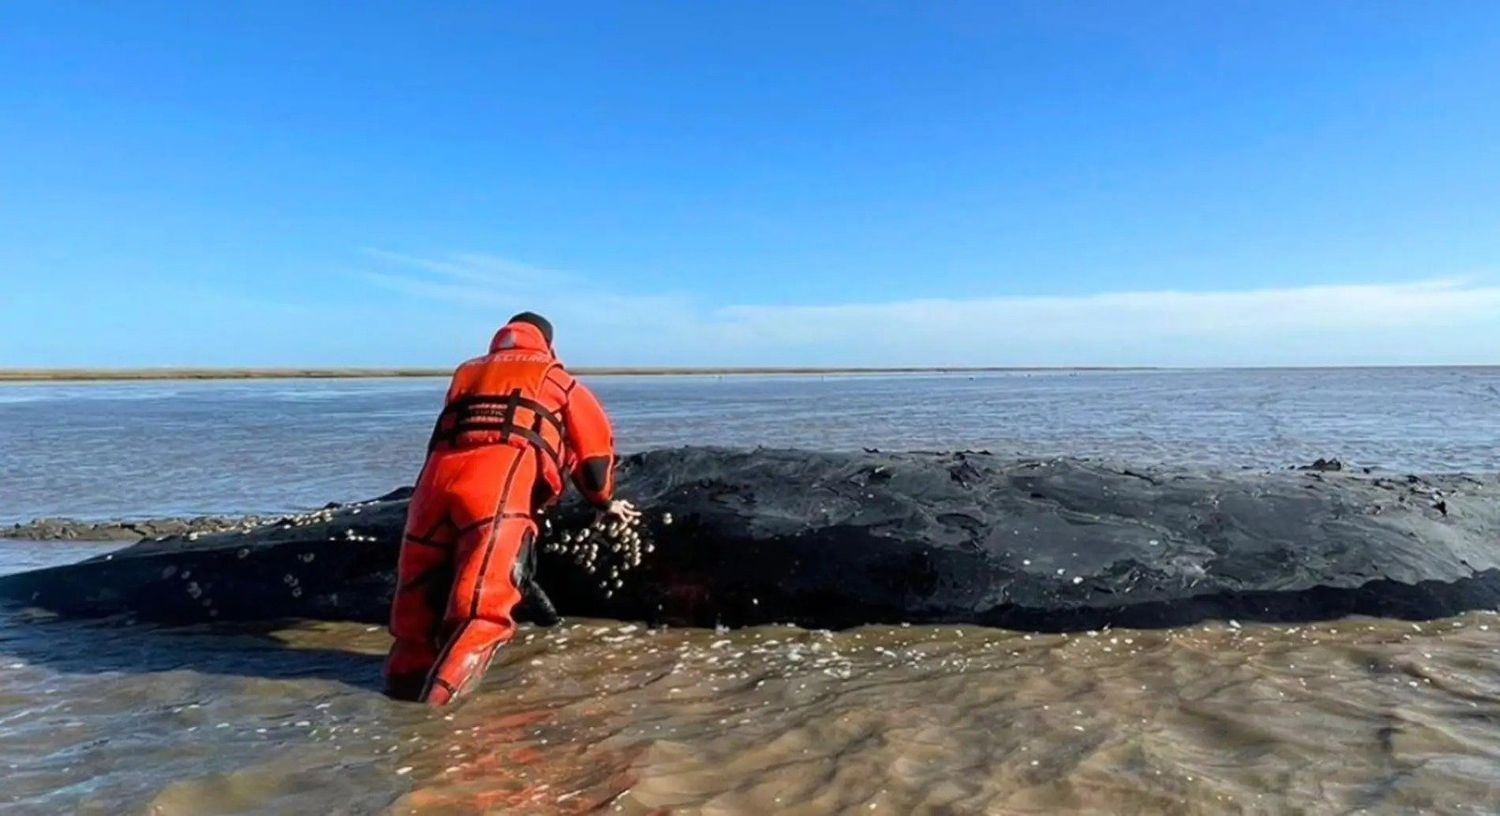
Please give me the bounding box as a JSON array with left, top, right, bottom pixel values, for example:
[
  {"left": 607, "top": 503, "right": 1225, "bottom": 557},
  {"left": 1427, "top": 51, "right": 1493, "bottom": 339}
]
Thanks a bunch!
[{"left": 2, "top": 1, "right": 1498, "bottom": 367}]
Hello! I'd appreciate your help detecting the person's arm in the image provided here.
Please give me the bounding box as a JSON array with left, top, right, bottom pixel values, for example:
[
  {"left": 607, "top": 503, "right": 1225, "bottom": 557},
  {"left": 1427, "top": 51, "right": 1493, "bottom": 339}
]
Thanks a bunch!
[
  {"left": 560, "top": 379, "right": 639, "bottom": 521},
  {"left": 561, "top": 380, "right": 617, "bottom": 507}
]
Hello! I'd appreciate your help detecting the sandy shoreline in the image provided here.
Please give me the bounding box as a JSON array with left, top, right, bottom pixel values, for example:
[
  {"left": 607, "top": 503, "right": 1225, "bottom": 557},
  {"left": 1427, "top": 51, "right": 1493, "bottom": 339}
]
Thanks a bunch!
[{"left": 0, "top": 366, "right": 1149, "bottom": 383}]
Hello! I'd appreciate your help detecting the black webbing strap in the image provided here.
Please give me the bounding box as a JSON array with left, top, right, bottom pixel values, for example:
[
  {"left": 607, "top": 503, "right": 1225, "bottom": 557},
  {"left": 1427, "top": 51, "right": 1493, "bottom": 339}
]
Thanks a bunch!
[
  {"left": 499, "top": 389, "right": 520, "bottom": 442},
  {"left": 441, "top": 394, "right": 564, "bottom": 436},
  {"left": 440, "top": 421, "right": 561, "bottom": 466},
  {"left": 428, "top": 392, "right": 565, "bottom": 469}
]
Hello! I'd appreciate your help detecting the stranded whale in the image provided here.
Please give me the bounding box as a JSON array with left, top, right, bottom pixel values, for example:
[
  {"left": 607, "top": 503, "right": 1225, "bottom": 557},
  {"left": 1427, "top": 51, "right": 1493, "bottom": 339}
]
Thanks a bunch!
[{"left": 3, "top": 448, "right": 1497, "bottom": 631}]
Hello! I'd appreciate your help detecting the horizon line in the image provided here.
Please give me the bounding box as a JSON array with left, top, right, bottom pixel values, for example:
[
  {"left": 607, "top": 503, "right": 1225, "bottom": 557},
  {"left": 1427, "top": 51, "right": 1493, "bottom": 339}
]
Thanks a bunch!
[{"left": 1, "top": 364, "right": 1497, "bottom": 383}]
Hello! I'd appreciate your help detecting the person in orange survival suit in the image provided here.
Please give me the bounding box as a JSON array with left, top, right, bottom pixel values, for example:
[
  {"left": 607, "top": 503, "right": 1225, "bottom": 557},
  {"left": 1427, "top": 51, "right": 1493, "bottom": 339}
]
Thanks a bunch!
[{"left": 384, "top": 312, "right": 639, "bottom": 706}]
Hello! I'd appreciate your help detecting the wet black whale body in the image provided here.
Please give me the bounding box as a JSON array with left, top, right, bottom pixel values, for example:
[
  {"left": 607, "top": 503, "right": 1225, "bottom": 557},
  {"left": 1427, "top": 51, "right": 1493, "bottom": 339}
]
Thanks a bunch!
[{"left": 3, "top": 447, "right": 1499, "bottom": 631}]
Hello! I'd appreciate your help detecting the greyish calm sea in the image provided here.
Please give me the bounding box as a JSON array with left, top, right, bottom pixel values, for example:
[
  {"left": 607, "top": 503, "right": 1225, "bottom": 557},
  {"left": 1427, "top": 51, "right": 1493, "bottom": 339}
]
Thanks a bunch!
[{"left": 2, "top": 368, "right": 1499, "bottom": 814}]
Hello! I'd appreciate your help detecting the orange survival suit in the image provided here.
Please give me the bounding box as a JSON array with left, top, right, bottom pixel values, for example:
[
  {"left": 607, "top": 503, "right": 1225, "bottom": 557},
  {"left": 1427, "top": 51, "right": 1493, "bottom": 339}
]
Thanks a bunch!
[{"left": 384, "top": 318, "right": 617, "bottom": 706}]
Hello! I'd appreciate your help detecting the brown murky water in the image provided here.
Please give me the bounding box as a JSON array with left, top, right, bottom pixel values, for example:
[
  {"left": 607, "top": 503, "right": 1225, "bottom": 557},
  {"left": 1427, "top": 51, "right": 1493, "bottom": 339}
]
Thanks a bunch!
[
  {"left": 5, "top": 372, "right": 1500, "bottom": 814},
  {"left": 4, "top": 581, "right": 1499, "bottom": 814}
]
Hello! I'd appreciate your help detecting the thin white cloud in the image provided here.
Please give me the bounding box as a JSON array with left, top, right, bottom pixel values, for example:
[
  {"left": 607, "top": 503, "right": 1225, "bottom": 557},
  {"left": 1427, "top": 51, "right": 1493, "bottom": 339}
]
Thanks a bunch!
[
  {"left": 360, "top": 248, "right": 582, "bottom": 292},
  {"left": 359, "top": 252, "right": 1500, "bottom": 366},
  {"left": 715, "top": 278, "right": 1500, "bottom": 338}
]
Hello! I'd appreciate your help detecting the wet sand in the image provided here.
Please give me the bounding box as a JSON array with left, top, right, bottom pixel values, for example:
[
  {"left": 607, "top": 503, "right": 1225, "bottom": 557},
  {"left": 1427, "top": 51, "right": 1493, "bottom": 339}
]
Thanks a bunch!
[{"left": 3, "top": 609, "right": 1499, "bottom": 814}]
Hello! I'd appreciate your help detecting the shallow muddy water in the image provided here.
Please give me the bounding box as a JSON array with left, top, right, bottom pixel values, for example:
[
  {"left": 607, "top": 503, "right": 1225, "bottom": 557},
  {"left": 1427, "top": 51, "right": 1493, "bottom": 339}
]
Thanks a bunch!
[
  {"left": 4, "top": 600, "right": 1500, "bottom": 814},
  {"left": 3, "top": 371, "right": 1500, "bottom": 813},
  {"left": 4, "top": 367, "right": 1499, "bottom": 523}
]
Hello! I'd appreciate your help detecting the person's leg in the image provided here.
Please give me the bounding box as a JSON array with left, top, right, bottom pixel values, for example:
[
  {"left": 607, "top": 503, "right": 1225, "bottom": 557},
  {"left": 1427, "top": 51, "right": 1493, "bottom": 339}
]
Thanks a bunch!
[
  {"left": 422, "top": 447, "right": 538, "bottom": 707},
  {"left": 383, "top": 460, "right": 458, "bottom": 700}
]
